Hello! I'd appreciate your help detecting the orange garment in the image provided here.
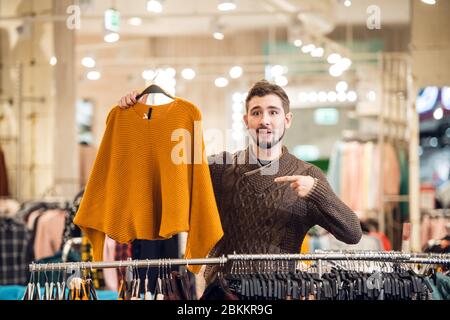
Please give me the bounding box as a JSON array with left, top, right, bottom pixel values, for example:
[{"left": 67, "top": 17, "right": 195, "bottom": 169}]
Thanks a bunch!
[{"left": 74, "top": 98, "right": 223, "bottom": 273}]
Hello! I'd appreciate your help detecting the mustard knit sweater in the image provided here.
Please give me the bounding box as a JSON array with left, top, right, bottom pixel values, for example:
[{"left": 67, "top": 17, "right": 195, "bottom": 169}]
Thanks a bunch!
[{"left": 73, "top": 98, "right": 224, "bottom": 273}]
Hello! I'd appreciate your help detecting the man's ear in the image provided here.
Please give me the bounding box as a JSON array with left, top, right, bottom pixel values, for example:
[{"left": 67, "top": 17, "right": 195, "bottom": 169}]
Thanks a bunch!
[
  {"left": 243, "top": 114, "right": 249, "bottom": 128},
  {"left": 285, "top": 112, "right": 293, "bottom": 129}
]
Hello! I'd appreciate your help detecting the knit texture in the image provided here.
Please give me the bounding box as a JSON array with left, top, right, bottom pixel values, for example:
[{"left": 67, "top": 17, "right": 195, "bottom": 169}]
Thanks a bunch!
[
  {"left": 73, "top": 98, "right": 224, "bottom": 273},
  {"left": 205, "top": 146, "right": 362, "bottom": 282}
]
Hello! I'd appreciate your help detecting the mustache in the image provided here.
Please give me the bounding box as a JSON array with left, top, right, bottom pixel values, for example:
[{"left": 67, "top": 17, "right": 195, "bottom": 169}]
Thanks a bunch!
[{"left": 256, "top": 126, "right": 272, "bottom": 133}]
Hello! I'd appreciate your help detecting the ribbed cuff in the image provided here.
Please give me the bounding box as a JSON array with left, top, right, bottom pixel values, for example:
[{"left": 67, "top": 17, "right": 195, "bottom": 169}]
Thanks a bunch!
[{"left": 304, "top": 178, "right": 328, "bottom": 204}]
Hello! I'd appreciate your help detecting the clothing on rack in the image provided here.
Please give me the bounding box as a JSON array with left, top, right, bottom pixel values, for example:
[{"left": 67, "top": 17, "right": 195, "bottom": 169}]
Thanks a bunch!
[
  {"left": 74, "top": 98, "right": 223, "bottom": 273},
  {"left": 0, "top": 146, "right": 9, "bottom": 197},
  {"left": 216, "top": 267, "right": 436, "bottom": 300},
  {"left": 26, "top": 252, "right": 450, "bottom": 300},
  {"left": 33, "top": 209, "right": 66, "bottom": 260},
  {"left": 131, "top": 236, "right": 179, "bottom": 294},
  {"left": 421, "top": 210, "right": 450, "bottom": 249},
  {"left": 327, "top": 140, "right": 402, "bottom": 216},
  {"left": 0, "top": 217, "right": 31, "bottom": 285},
  {"left": 205, "top": 146, "right": 362, "bottom": 283},
  {"left": 81, "top": 235, "right": 105, "bottom": 289}
]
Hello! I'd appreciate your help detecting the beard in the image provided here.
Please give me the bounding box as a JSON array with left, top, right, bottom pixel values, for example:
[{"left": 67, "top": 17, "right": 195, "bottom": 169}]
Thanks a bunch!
[{"left": 249, "top": 126, "right": 286, "bottom": 149}]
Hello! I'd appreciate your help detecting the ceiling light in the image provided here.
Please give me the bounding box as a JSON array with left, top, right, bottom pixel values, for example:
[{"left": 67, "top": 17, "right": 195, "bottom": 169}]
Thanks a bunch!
[
  {"left": 81, "top": 56, "right": 96, "bottom": 68},
  {"left": 215, "top": 77, "right": 229, "bottom": 88},
  {"left": 308, "top": 92, "right": 318, "bottom": 103},
  {"left": 147, "top": 0, "right": 163, "bottom": 13},
  {"left": 301, "top": 44, "right": 315, "bottom": 53},
  {"left": 165, "top": 67, "right": 176, "bottom": 78},
  {"left": 311, "top": 47, "right": 324, "bottom": 57},
  {"left": 49, "top": 56, "right": 57, "bottom": 66},
  {"left": 433, "top": 107, "right": 443, "bottom": 120},
  {"left": 142, "top": 69, "right": 156, "bottom": 81},
  {"left": 229, "top": 66, "right": 243, "bottom": 79},
  {"left": 104, "top": 32, "right": 119, "bottom": 43},
  {"left": 327, "top": 53, "right": 341, "bottom": 64},
  {"left": 232, "top": 112, "right": 243, "bottom": 122},
  {"left": 294, "top": 39, "right": 303, "bottom": 47},
  {"left": 329, "top": 64, "right": 343, "bottom": 77},
  {"left": 232, "top": 92, "right": 242, "bottom": 103},
  {"left": 181, "top": 68, "right": 196, "bottom": 80},
  {"left": 232, "top": 102, "right": 244, "bottom": 113},
  {"left": 327, "top": 91, "right": 337, "bottom": 102},
  {"left": 128, "top": 17, "right": 142, "bottom": 26},
  {"left": 336, "top": 81, "right": 348, "bottom": 92},
  {"left": 275, "top": 76, "right": 288, "bottom": 87},
  {"left": 337, "top": 57, "right": 352, "bottom": 70},
  {"left": 421, "top": 0, "right": 436, "bottom": 4},
  {"left": 213, "top": 31, "right": 224, "bottom": 40},
  {"left": 298, "top": 92, "right": 309, "bottom": 103},
  {"left": 344, "top": 0, "right": 352, "bottom": 7},
  {"left": 337, "top": 91, "right": 347, "bottom": 102},
  {"left": 347, "top": 91, "right": 357, "bottom": 102},
  {"left": 270, "top": 65, "right": 284, "bottom": 78},
  {"left": 218, "top": 1, "right": 236, "bottom": 11},
  {"left": 367, "top": 91, "right": 377, "bottom": 101},
  {"left": 318, "top": 91, "right": 328, "bottom": 102},
  {"left": 87, "top": 71, "right": 101, "bottom": 81}
]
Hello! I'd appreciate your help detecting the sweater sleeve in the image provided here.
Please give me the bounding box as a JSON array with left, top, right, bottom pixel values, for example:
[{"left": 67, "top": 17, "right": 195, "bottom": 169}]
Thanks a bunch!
[
  {"left": 207, "top": 152, "right": 228, "bottom": 212},
  {"left": 304, "top": 165, "right": 362, "bottom": 244}
]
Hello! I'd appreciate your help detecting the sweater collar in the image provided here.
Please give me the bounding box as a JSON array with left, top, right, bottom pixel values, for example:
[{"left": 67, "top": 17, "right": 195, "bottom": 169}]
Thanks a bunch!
[{"left": 238, "top": 145, "right": 308, "bottom": 178}]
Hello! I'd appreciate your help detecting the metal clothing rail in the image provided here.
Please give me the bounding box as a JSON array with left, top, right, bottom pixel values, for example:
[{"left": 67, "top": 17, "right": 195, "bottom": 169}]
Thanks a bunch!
[{"left": 29, "top": 252, "right": 450, "bottom": 272}]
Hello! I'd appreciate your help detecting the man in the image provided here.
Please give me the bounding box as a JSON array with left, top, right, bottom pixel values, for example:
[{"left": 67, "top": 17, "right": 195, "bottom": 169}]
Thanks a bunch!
[{"left": 119, "top": 80, "right": 362, "bottom": 282}]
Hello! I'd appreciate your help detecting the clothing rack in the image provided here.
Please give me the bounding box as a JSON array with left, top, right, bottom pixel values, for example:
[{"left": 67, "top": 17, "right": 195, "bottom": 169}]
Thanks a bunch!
[{"left": 29, "top": 252, "right": 450, "bottom": 273}]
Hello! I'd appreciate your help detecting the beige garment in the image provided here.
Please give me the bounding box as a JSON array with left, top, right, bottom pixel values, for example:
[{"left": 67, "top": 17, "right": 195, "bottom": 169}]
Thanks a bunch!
[
  {"left": 79, "top": 144, "right": 97, "bottom": 188},
  {"left": 34, "top": 210, "right": 66, "bottom": 260}
]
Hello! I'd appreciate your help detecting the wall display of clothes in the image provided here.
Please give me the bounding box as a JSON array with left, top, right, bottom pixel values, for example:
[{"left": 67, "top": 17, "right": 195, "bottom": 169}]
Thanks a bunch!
[
  {"left": 327, "top": 140, "right": 408, "bottom": 218},
  {"left": 73, "top": 96, "right": 223, "bottom": 274},
  {"left": 421, "top": 209, "right": 450, "bottom": 253}
]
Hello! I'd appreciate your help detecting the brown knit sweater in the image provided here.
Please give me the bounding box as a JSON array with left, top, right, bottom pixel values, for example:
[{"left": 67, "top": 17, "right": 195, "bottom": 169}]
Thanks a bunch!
[{"left": 205, "top": 146, "right": 362, "bottom": 281}]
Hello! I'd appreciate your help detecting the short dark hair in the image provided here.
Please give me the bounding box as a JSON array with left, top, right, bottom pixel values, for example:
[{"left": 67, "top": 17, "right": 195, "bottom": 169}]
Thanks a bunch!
[{"left": 245, "top": 80, "right": 290, "bottom": 114}]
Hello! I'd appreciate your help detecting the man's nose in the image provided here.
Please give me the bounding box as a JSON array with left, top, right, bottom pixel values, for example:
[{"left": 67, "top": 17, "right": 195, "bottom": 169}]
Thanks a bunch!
[{"left": 260, "top": 112, "right": 270, "bottom": 126}]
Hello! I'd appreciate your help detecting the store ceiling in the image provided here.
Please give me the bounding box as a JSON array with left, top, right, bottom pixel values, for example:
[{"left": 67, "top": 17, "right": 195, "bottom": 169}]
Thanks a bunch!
[{"left": 76, "top": 0, "right": 410, "bottom": 37}]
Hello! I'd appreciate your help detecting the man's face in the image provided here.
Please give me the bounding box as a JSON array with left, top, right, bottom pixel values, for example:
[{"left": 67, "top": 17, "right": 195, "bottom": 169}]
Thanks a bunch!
[{"left": 244, "top": 94, "right": 293, "bottom": 149}]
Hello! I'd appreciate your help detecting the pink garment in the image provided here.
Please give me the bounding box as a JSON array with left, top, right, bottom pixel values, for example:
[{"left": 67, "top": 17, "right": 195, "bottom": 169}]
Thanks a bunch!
[
  {"left": 102, "top": 235, "right": 118, "bottom": 292},
  {"left": 79, "top": 144, "right": 97, "bottom": 188},
  {"left": 33, "top": 210, "right": 66, "bottom": 260},
  {"left": 26, "top": 209, "right": 43, "bottom": 230},
  {"left": 383, "top": 144, "right": 400, "bottom": 196},
  {"left": 421, "top": 214, "right": 432, "bottom": 248}
]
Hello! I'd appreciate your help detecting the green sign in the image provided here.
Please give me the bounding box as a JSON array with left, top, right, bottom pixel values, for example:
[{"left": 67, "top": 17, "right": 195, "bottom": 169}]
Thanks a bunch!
[
  {"left": 314, "top": 108, "right": 339, "bottom": 125},
  {"left": 105, "top": 8, "right": 120, "bottom": 32}
]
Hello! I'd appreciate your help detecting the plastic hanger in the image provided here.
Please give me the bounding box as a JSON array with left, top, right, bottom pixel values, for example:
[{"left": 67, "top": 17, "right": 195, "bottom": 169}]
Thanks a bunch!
[{"left": 135, "top": 84, "right": 174, "bottom": 102}]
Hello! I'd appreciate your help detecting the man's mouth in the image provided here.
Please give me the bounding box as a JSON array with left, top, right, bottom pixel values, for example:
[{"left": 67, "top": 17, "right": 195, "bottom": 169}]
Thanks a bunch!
[{"left": 257, "top": 129, "right": 272, "bottom": 134}]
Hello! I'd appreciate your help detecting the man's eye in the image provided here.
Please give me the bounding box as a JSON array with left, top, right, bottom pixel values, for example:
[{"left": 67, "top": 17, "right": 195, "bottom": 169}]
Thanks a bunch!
[
  {"left": 270, "top": 111, "right": 278, "bottom": 115},
  {"left": 252, "top": 111, "right": 260, "bottom": 116}
]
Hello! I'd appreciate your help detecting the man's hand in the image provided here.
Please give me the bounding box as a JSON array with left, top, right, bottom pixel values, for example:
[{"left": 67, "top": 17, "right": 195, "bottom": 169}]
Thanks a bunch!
[
  {"left": 274, "top": 175, "right": 316, "bottom": 198},
  {"left": 118, "top": 90, "right": 149, "bottom": 109}
]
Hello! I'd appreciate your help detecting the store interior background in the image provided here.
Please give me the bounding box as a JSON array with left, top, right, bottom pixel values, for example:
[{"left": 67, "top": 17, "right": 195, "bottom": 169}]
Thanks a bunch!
[{"left": 0, "top": 0, "right": 449, "bottom": 267}]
